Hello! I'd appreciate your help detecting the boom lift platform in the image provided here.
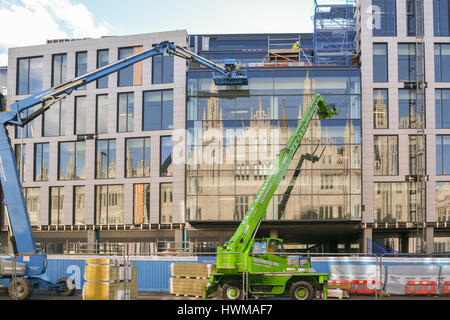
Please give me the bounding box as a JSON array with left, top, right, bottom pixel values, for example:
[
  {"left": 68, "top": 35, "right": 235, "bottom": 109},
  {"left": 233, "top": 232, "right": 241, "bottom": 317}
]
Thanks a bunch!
[{"left": 0, "top": 40, "right": 246, "bottom": 299}]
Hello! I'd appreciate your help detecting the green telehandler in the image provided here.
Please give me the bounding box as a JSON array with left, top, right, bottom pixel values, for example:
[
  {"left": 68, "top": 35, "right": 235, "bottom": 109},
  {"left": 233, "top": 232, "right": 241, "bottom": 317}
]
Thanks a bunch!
[{"left": 203, "top": 94, "right": 338, "bottom": 300}]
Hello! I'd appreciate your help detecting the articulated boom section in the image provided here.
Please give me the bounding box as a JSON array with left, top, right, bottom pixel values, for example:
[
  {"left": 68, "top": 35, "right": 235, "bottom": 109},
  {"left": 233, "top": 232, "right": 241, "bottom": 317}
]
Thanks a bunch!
[{"left": 217, "top": 94, "right": 337, "bottom": 271}]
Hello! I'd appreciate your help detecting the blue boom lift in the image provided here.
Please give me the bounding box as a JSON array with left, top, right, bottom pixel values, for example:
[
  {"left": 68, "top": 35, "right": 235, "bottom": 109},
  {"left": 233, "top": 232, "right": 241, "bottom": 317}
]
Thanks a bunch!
[{"left": 0, "top": 40, "right": 247, "bottom": 299}]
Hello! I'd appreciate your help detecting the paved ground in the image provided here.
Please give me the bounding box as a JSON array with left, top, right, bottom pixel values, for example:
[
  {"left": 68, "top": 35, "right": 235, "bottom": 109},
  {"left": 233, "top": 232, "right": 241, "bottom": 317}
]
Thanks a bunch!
[{"left": 0, "top": 289, "right": 449, "bottom": 300}]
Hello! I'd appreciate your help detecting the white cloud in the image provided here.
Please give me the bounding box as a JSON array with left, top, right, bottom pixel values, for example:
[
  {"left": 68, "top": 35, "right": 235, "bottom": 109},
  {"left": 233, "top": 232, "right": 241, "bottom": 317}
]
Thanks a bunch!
[
  {"left": 0, "top": 53, "right": 7, "bottom": 66},
  {"left": 0, "top": 0, "right": 111, "bottom": 65}
]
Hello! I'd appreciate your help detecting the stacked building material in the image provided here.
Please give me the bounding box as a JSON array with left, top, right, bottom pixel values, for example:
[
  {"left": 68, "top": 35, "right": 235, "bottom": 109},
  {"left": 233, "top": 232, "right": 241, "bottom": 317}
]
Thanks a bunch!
[
  {"left": 82, "top": 258, "right": 138, "bottom": 300},
  {"left": 170, "top": 263, "right": 215, "bottom": 298}
]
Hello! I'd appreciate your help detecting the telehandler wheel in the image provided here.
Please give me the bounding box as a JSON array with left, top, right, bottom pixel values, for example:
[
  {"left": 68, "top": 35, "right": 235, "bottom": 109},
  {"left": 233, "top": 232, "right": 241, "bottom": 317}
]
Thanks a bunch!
[
  {"left": 8, "top": 278, "right": 31, "bottom": 300},
  {"left": 56, "top": 277, "right": 76, "bottom": 296},
  {"left": 222, "top": 283, "right": 244, "bottom": 300},
  {"left": 290, "top": 281, "right": 314, "bottom": 300}
]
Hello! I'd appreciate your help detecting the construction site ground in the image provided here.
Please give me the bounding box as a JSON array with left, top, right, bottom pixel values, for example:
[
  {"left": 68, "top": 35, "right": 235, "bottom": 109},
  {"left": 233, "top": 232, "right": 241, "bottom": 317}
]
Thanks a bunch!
[{"left": 0, "top": 289, "right": 449, "bottom": 300}]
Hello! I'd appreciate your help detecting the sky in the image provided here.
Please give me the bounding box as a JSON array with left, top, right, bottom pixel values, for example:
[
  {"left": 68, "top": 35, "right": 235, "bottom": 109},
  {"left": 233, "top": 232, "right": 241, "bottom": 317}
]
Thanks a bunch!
[{"left": 0, "top": 0, "right": 348, "bottom": 66}]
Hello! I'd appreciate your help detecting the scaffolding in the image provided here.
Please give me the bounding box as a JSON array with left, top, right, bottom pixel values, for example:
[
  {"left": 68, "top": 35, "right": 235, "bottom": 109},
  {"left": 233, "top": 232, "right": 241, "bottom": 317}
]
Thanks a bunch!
[{"left": 313, "top": 0, "right": 357, "bottom": 66}]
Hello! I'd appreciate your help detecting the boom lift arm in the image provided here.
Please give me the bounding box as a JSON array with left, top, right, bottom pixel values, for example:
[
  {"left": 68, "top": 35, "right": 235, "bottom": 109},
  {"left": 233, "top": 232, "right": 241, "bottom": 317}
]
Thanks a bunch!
[
  {"left": 0, "top": 40, "right": 246, "bottom": 298},
  {"left": 216, "top": 94, "right": 337, "bottom": 271}
]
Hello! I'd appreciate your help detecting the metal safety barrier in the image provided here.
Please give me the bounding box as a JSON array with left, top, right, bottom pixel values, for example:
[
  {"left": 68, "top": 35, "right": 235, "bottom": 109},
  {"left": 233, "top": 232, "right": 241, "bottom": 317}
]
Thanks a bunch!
[
  {"left": 442, "top": 281, "right": 450, "bottom": 295},
  {"left": 405, "top": 281, "right": 437, "bottom": 295},
  {"left": 349, "top": 280, "right": 380, "bottom": 294}
]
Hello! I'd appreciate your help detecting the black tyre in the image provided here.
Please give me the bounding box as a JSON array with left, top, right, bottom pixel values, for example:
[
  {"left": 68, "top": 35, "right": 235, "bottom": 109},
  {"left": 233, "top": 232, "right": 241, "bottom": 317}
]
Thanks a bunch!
[
  {"left": 56, "top": 277, "right": 76, "bottom": 296},
  {"left": 290, "top": 281, "right": 314, "bottom": 300},
  {"left": 222, "top": 283, "right": 244, "bottom": 300},
  {"left": 8, "top": 278, "right": 31, "bottom": 300}
]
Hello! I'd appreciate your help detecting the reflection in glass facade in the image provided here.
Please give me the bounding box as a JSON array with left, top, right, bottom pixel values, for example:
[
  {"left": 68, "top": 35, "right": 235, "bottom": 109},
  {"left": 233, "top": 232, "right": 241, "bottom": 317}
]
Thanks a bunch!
[
  {"left": 117, "top": 92, "right": 134, "bottom": 132},
  {"left": 59, "top": 141, "right": 86, "bottom": 180},
  {"left": 437, "top": 135, "right": 450, "bottom": 175},
  {"left": 96, "top": 139, "right": 116, "bottom": 179},
  {"left": 34, "top": 143, "right": 49, "bottom": 181},
  {"left": 436, "top": 89, "right": 450, "bottom": 128},
  {"left": 373, "top": 44, "right": 388, "bottom": 83},
  {"left": 52, "top": 53, "right": 67, "bottom": 87},
  {"left": 372, "top": 0, "right": 397, "bottom": 36},
  {"left": 374, "top": 183, "right": 408, "bottom": 222},
  {"left": 95, "top": 185, "right": 124, "bottom": 225},
  {"left": 437, "top": 182, "right": 450, "bottom": 222},
  {"left": 399, "top": 89, "right": 423, "bottom": 129},
  {"left": 435, "top": 44, "right": 450, "bottom": 82},
  {"left": 143, "top": 90, "right": 173, "bottom": 130},
  {"left": 161, "top": 136, "right": 173, "bottom": 177},
  {"left": 186, "top": 68, "right": 361, "bottom": 221},
  {"left": 373, "top": 89, "right": 388, "bottom": 129},
  {"left": 152, "top": 51, "right": 174, "bottom": 84},
  {"left": 126, "top": 137, "right": 150, "bottom": 178},
  {"left": 24, "top": 187, "right": 40, "bottom": 225},
  {"left": 17, "top": 56, "right": 43, "bottom": 95},
  {"left": 434, "top": 0, "right": 450, "bottom": 36},
  {"left": 75, "top": 96, "right": 87, "bottom": 135},
  {"left": 160, "top": 183, "right": 173, "bottom": 223},
  {"left": 374, "top": 136, "right": 398, "bottom": 176},
  {"left": 96, "top": 94, "right": 108, "bottom": 134},
  {"left": 74, "top": 186, "right": 85, "bottom": 225},
  {"left": 97, "top": 49, "right": 109, "bottom": 89},
  {"left": 43, "top": 99, "right": 65, "bottom": 137},
  {"left": 50, "top": 186, "right": 64, "bottom": 225}
]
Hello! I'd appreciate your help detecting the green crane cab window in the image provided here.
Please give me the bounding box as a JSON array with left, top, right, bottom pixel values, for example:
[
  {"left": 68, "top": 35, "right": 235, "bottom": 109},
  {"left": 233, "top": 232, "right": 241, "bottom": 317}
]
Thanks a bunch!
[
  {"left": 252, "top": 241, "right": 267, "bottom": 255},
  {"left": 268, "top": 239, "right": 286, "bottom": 258}
]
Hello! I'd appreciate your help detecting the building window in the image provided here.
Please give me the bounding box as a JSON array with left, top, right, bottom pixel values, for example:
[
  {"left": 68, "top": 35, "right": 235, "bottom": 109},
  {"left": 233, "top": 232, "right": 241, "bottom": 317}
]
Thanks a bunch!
[
  {"left": 74, "top": 186, "right": 85, "bottom": 225},
  {"left": 59, "top": 141, "right": 85, "bottom": 180},
  {"left": 143, "top": 90, "right": 173, "bottom": 130},
  {"left": 117, "top": 92, "right": 134, "bottom": 132},
  {"left": 43, "top": 99, "right": 66, "bottom": 136},
  {"left": 435, "top": 44, "right": 450, "bottom": 82},
  {"left": 49, "top": 186, "right": 64, "bottom": 225},
  {"left": 373, "top": 44, "right": 388, "bottom": 83},
  {"left": 373, "top": 89, "right": 388, "bottom": 129},
  {"left": 409, "top": 135, "right": 426, "bottom": 175},
  {"left": 15, "top": 107, "right": 35, "bottom": 138},
  {"left": 437, "top": 135, "right": 450, "bottom": 175},
  {"left": 15, "top": 144, "right": 26, "bottom": 182},
  {"left": 160, "top": 136, "right": 173, "bottom": 177},
  {"left": 75, "top": 96, "right": 87, "bottom": 135},
  {"left": 436, "top": 182, "right": 450, "bottom": 222},
  {"left": 160, "top": 183, "right": 173, "bottom": 223},
  {"left": 76, "top": 51, "right": 87, "bottom": 90},
  {"left": 95, "top": 185, "right": 124, "bottom": 225},
  {"left": 436, "top": 89, "right": 450, "bottom": 128},
  {"left": 372, "top": 0, "right": 397, "bottom": 36},
  {"left": 374, "top": 135, "right": 398, "bottom": 176},
  {"left": 34, "top": 143, "right": 49, "bottom": 181},
  {"left": 126, "top": 137, "right": 150, "bottom": 178},
  {"left": 134, "top": 184, "right": 150, "bottom": 224},
  {"left": 374, "top": 183, "right": 408, "bottom": 222},
  {"left": 152, "top": 51, "right": 174, "bottom": 84},
  {"left": 96, "top": 94, "right": 108, "bottom": 134},
  {"left": 118, "top": 46, "right": 143, "bottom": 87},
  {"left": 434, "top": 0, "right": 450, "bottom": 36},
  {"left": 24, "top": 187, "right": 40, "bottom": 225},
  {"left": 17, "top": 56, "right": 43, "bottom": 95},
  {"left": 399, "top": 89, "right": 423, "bottom": 129},
  {"left": 96, "top": 139, "right": 116, "bottom": 179},
  {"left": 97, "top": 49, "right": 109, "bottom": 88},
  {"left": 406, "top": 0, "right": 423, "bottom": 36},
  {"left": 52, "top": 53, "right": 67, "bottom": 87},
  {"left": 398, "top": 43, "right": 422, "bottom": 83}
]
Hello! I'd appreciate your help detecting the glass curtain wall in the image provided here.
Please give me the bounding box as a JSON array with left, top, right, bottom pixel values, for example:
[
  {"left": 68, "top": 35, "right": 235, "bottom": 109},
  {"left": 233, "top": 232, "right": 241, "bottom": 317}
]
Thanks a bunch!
[{"left": 186, "top": 68, "right": 361, "bottom": 221}]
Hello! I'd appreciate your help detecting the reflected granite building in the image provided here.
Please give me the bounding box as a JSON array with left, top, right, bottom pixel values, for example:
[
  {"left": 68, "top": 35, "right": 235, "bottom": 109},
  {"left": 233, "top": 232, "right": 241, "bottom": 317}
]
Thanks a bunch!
[{"left": 2, "top": 0, "right": 450, "bottom": 254}]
